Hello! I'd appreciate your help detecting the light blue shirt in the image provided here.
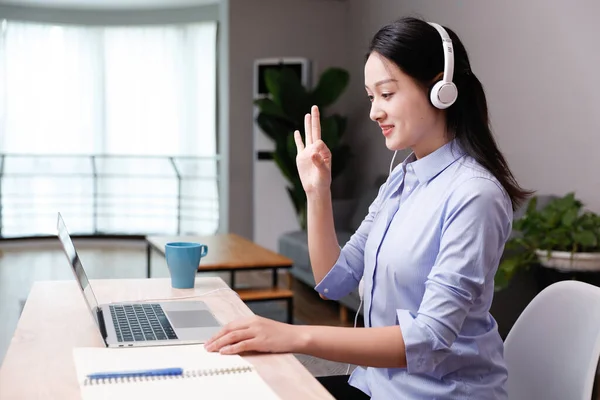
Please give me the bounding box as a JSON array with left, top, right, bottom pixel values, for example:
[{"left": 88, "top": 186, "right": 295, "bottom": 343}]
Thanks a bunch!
[{"left": 315, "top": 140, "right": 511, "bottom": 399}]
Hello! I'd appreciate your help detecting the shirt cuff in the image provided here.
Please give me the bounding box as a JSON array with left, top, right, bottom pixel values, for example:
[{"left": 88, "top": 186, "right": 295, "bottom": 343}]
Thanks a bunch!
[
  {"left": 397, "top": 309, "right": 451, "bottom": 376},
  {"left": 314, "top": 251, "right": 360, "bottom": 301}
]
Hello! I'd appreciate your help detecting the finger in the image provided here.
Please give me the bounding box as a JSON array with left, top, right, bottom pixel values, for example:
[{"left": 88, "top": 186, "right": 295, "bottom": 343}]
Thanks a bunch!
[
  {"left": 293, "top": 130, "right": 305, "bottom": 154},
  {"left": 204, "top": 318, "right": 251, "bottom": 347},
  {"left": 311, "top": 105, "right": 321, "bottom": 142},
  {"left": 311, "top": 153, "right": 327, "bottom": 171},
  {"left": 204, "top": 328, "right": 231, "bottom": 350},
  {"left": 204, "top": 325, "right": 232, "bottom": 347},
  {"left": 314, "top": 139, "right": 330, "bottom": 154},
  {"left": 304, "top": 113, "right": 312, "bottom": 146},
  {"left": 220, "top": 338, "right": 258, "bottom": 355},
  {"left": 206, "top": 327, "right": 254, "bottom": 352}
]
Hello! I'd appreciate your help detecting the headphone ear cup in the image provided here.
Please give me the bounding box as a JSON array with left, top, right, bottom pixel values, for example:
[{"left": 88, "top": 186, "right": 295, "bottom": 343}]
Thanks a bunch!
[
  {"left": 428, "top": 81, "right": 439, "bottom": 108},
  {"left": 430, "top": 81, "right": 458, "bottom": 109},
  {"left": 429, "top": 80, "right": 445, "bottom": 109}
]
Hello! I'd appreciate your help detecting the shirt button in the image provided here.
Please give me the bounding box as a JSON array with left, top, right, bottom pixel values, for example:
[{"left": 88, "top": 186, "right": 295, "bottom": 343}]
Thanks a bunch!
[
  {"left": 324, "top": 288, "right": 329, "bottom": 294},
  {"left": 406, "top": 186, "right": 411, "bottom": 192}
]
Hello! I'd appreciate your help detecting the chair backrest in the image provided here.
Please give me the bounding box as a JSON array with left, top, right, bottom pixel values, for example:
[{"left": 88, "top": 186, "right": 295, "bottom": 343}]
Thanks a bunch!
[{"left": 504, "top": 280, "right": 600, "bottom": 400}]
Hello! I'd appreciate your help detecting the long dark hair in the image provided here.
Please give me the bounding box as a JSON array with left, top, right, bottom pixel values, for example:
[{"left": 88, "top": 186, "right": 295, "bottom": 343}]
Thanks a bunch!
[{"left": 367, "top": 16, "right": 532, "bottom": 210}]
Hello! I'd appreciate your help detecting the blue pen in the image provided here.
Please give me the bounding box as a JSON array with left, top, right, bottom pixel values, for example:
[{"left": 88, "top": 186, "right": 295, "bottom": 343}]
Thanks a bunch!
[{"left": 87, "top": 367, "right": 183, "bottom": 380}]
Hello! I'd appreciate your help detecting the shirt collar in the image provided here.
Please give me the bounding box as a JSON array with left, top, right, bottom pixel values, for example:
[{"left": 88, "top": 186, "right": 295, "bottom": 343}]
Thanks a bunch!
[{"left": 402, "top": 140, "right": 466, "bottom": 183}]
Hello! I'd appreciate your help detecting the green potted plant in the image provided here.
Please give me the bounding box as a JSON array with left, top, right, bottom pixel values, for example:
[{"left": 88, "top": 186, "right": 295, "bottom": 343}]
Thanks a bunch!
[
  {"left": 496, "top": 193, "right": 600, "bottom": 291},
  {"left": 254, "top": 67, "right": 352, "bottom": 230}
]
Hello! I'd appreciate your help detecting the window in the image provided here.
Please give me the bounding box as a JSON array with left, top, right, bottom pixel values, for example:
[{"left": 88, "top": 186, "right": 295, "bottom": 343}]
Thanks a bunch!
[{"left": 0, "top": 20, "right": 219, "bottom": 237}]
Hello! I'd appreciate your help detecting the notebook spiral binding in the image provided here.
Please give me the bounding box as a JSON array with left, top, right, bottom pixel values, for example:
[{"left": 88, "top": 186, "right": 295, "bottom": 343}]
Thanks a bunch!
[{"left": 84, "top": 366, "right": 254, "bottom": 386}]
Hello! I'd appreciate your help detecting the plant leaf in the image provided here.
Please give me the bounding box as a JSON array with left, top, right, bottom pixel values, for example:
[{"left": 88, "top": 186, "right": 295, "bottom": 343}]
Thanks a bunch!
[
  {"left": 285, "top": 186, "right": 301, "bottom": 215},
  {"left": 310, "top": 68, "right": 350, "bottom": 109},
  {"left": 562, "top": 208, "right": 578, "bottom": 227},
  {"left": 331, "top": 114, "right": 347, "bottom": 138},
  {"left": 278, "top": 68, "right": 312, "bottom": 123},
  {"left": 573, "top": 230, "right": 597, "bottom": 248},
  {"left": 256, "top": 113, "right": 294, "bottom": 147},
  {"left": 273, "top": 146, "right": 296, "bottom": 185},
  {"left": 320, "top": 116, "right": 340, "bottom": 148},
  {"left": 495, "top": 258, "right": 520, "bottom": 291},
  {"left": 264, "top": 69, "right": 282, "bottom": 105},
  {"left": 500, "top": 192, "right": 600, "bottom": 290},
  {"left": 525, "top": 196, "right": 538, "bottom": 216},
  {"left": 494, "top": 268, "right": 511, "bottom": 292},
  {"left": 253, "top": 98, "right": 288, "bottom": 120},
  {"left": 286, "top": 132, "right": 298, "bottom": 159}
]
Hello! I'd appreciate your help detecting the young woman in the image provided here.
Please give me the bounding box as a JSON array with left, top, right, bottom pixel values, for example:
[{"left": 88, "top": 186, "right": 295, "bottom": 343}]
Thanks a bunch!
[{"left": 205, "top": 17, "right": 531, "bottom": 399}]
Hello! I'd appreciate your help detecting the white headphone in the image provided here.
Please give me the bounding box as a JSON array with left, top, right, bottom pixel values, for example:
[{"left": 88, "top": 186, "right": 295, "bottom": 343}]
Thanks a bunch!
[{"left": 427, "top": 22, "right": 458, "bottom": 109}]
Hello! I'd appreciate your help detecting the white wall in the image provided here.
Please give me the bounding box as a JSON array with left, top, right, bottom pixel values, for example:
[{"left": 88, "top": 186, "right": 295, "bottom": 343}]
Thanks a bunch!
[
  {"left": 227, "top": 0, "right": 349, "bottom": 239},
  {"left": 346, "top": 0, "right": 600, "bottom": 212}
]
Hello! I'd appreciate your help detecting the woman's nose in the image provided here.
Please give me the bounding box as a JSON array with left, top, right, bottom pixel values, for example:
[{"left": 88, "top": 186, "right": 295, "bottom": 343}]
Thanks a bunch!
[{"left": 369, "top": 103, "right": 385, "bottom": 122}]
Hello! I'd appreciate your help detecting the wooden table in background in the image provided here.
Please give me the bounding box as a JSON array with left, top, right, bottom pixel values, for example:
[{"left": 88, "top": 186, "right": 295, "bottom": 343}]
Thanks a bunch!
[
  {"left": 146, "top": 234, "right": 295, "bottom": 323},
  {"left": 0, "top": 277, "right": 333, "bottom": 400}
]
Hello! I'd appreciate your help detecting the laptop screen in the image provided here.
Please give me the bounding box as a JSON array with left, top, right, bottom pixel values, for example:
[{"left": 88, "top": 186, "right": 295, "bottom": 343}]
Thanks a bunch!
[{"left": 56, "top": 213, "right": 100, "bottom": 326}]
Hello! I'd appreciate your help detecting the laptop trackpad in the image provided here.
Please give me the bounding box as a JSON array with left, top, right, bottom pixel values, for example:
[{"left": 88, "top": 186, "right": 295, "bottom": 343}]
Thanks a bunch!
[{"left": 166, "top": 310, "right": 220, "bottom": 329}]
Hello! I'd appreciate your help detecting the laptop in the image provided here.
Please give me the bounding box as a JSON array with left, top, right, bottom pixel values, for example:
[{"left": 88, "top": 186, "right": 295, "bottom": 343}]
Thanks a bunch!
[{"left": 56, "top": 212, "right": 223, "bottom": 348}]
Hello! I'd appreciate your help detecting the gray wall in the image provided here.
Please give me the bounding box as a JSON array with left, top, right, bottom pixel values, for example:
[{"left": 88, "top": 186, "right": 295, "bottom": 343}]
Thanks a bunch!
[
  {"left": 217, "top": 0, "right": 230, "bottom": 234},
  {"left": 227, "top": 0, "right": 349, "bottom": 238},
  {"left": 345, "top": 0, "right": 600, "bottom": 213}
]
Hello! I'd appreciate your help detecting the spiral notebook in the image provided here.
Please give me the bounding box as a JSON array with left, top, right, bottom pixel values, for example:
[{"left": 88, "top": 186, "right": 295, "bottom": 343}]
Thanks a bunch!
[{"left": 73, "top": 345, "right": 280, "bottom": 400}]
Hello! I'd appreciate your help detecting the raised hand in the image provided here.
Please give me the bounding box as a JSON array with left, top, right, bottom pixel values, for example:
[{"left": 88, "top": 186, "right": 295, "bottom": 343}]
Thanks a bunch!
[{"left": 293, "top": 105, "right": 332, "bottom": 195}]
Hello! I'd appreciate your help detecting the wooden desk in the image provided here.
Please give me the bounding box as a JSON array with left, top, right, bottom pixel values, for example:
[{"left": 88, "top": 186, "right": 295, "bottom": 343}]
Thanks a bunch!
[
  {"left": 0, "top": 277, "right": 333, "bottom": 400},
  {"left": 146, "top": 234, "right": 293, "bottom": 284},
  {"left": 147, "top": 234, "right": 295, "bottom": 323}
]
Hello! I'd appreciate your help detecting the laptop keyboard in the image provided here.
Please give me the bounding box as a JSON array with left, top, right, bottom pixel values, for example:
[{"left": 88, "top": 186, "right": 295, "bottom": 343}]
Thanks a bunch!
[{"left": 109, "top": 304, "right": 178, "bottom": 342}]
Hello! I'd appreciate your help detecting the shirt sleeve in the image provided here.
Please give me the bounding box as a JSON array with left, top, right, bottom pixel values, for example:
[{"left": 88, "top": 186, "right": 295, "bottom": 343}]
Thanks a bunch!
[
  {"left": 396, "top": 177, "right": 512, "bottom": 375},
  {"left": 314, "top": 182, "right": 387, "bottom": 300}
]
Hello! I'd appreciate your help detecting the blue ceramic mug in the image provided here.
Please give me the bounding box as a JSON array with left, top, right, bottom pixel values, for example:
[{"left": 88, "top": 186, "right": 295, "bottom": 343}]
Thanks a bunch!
[{"left": 165, "top": 242, "right": 208, "bottom": 289}]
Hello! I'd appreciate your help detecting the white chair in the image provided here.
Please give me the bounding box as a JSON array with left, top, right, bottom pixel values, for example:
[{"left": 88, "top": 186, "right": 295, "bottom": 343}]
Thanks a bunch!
[{"left": 504, "top": 280, "right": 600, "bottom": 400}]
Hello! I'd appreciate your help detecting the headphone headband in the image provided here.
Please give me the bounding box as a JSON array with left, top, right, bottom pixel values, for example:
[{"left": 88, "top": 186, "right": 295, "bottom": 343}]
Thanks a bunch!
[
  {"left": 426, "top": 22, "right": 458, "bottom": 109},
  {"left": 427, "top": 22, "right": 455, "bottom": 84}
]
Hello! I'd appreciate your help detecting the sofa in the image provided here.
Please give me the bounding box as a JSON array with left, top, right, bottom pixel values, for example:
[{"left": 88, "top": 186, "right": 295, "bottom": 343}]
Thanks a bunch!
[{"left": 278, "top": 176, "right": 556, "bottom": 325}]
